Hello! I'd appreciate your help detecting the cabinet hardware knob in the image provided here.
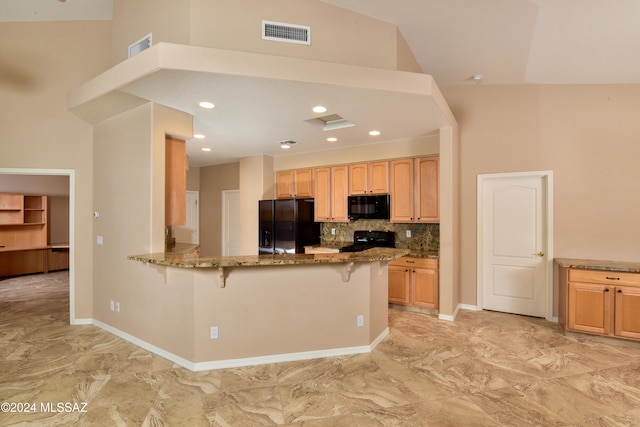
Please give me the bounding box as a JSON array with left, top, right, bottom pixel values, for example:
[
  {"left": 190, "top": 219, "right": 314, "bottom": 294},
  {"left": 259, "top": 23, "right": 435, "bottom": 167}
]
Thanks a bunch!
[
  {"left": 605, "top": 288, "right": 610, "bottom": 292},
  {"left": 606, "top": 276, "right": 620, "bottom": 280},
  {"left": 617, "top": 289, "right": 623, "bottom": 293},
  {"left": 406, "top": 260, "right": 415, "bottom": 263}
]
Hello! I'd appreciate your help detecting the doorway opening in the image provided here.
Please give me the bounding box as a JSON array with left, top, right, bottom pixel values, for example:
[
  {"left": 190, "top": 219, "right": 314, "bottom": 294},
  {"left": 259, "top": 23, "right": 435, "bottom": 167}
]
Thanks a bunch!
[{"left": 0, "top": 168, "right": 76, "bottom": 324}]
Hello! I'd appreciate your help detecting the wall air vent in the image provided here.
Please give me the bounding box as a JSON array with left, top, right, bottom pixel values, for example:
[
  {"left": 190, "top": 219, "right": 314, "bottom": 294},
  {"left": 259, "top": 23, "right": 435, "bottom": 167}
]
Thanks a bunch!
[
  {"left": 128, "top": 33, "right": 152, "bottom": 58},
  {"left": 262, "top": 20, "right": 310, "bottom": 45}
]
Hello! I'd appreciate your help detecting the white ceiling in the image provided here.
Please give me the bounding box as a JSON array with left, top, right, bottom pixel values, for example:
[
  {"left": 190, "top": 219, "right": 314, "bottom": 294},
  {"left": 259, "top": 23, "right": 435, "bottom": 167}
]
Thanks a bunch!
[
  {"left": 5, "top": 0, "right": 640, "bottom": 166},
  {"left": 325, "top": 0, "right": 640, "bottom": 85}
]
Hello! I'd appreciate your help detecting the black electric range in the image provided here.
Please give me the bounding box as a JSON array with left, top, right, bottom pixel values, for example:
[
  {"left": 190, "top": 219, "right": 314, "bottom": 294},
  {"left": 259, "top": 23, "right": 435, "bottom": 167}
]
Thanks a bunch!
[{"left": 339, "top": 230, "right": 396, "bottom": 252}]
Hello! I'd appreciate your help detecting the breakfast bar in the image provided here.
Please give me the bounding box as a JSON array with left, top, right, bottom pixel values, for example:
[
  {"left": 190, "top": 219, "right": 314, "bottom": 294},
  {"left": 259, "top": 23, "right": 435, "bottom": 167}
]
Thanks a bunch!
[{"left": 127, "top": 248, "right": 409, "bottom": 370}]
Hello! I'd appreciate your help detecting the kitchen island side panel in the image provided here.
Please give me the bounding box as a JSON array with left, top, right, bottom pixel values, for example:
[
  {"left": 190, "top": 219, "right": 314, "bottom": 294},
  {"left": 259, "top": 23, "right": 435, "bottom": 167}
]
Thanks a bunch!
[{"left": 192, "top": 262, "right": 384, "bottom": 363}]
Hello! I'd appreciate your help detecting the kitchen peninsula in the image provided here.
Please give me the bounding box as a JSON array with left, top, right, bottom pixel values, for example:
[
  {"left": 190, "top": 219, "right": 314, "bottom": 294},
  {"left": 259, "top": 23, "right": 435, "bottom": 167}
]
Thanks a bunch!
[{"left": 128, "top": 247, "right": 409, "bottom": 370}]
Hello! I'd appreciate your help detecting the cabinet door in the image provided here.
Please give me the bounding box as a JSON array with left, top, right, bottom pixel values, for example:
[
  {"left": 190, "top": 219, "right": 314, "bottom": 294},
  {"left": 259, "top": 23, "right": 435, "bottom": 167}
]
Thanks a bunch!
[
  {"left": 615, "top": 286, "right": 640, "bottom": 340},
  {"left": 165, "top": 136, "right": 187, "bottom": 226},
  {"left": 330, "top": 165, "right": 349, "bottom": 222},
  {"left": 388, "top": 265, "right": 410, "bottom": 304},
  {"left": 313, "top": 168, "right": 331, "bottom": 222},
  {"left": 413, "top": 267, "right": 439, "bottom": 309},
  {"left": 415, "top": 157, "right": 439, "bottom": 222},
  {"left": 568, "top": 282, "right": 612, "bottom": 335},
  {"left": 294, "top": 169, "right": 314, "bottom": 198},
  {"left": 368, "top": 161, "right": 389, "bottom": 194},
  {"left": 275, "top": 171, "right": 294, "bottom": 198},
  {"left": 348, "top": 163, "right": 368, "bottom": 195},
  {"left": 390, "top": 159, "right": 414, "bottom": 222}
]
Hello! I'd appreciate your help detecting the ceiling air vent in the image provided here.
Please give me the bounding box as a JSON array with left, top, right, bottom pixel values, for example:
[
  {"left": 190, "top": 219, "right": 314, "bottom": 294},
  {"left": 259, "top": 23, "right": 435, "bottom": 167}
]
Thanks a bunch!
[
  {"left": 262, "top": 20, "right": 310, "bottom": 45},
  {"left": 128, "top": 33, "right": 152, "bottom": 58}
]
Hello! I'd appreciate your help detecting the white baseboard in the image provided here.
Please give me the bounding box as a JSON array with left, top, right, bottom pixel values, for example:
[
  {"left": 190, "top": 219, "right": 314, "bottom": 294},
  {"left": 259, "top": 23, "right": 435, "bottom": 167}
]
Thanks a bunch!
[
  {"left": 86, "top": 319, "right": 389, "bottom": 372},
  {"left": 92, "top": 319, "right": 195, "bottom": 370},
  {"left": 458, "top": 304, "right": 481, "bottom": 311},
  {"left": 438, "top": 304, "right": 481, "bottom": 322}
]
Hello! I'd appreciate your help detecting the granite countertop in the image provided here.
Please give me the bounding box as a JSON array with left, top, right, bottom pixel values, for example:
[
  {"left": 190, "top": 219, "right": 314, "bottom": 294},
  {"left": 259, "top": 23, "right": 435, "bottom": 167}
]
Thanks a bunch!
[
  {"left": 129, "top": 247, "right": 410, "bottom": 269},
  {"left": 555, "top": 258, "right": 640, "bottom": 274},
  {"left": 306, "top": 243, "right": 439, "bottom": 259}
]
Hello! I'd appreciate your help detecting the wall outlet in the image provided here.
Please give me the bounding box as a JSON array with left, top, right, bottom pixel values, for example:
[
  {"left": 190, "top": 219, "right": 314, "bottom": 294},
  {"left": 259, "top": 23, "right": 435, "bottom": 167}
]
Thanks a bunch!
[
  {"left": 110, "top": 300, "right": 115, "bottom": 311},
  {"left": 405, "top": 230, "right": 411, "bottom": 238},
  {"left": 97, "top": 235, "right": 104, "bottom": 245},
  {"left": 115, "top": 301, "right": 120, "bottom": 313},
  {"left": 331, "top": 228, "right": 336, "bottom": 235},
  {"left": 210, "top": 326, "right": 219, "bottom": 339},
  {"left": 357, "top": 315, "right": 364, "bottom": 327}
]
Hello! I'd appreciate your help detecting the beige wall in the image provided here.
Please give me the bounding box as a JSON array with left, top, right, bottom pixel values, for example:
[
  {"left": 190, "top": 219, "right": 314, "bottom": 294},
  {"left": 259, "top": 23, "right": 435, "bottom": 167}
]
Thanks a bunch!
[
  {"left": 112, "top": 0, "right": 190, "bottom": 64},
  {"left": 199, "top": 162, "right": 239, "bottom": 256},
  {"left": 111, "top": 0, "right": 419, "bottom": 72},
  {"left": 0, "top": 21, "right": 112, "bottom": 319},
  {"left": 93, "top": 103, "right": 193, "bottom": 357},
  {"left": 441, "top": 84, "right": 640, "bottom": 309}
]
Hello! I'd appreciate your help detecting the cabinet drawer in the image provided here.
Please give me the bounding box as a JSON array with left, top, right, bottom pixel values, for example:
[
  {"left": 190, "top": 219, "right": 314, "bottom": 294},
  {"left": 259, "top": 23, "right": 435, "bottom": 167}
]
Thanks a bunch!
[
  {"left": 569, "top": 269, "right": 640, "bottom": 287},
  {"left": 390, "top": 257, "right": 438, "bottom": 269}
]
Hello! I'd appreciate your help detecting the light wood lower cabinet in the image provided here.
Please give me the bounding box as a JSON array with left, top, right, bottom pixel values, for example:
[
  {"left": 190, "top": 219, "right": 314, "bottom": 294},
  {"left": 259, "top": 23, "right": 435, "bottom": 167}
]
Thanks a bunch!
[
  {"left": 389, "top": 257, "right": 438, "bottom": 309},
  {"left": 562, "top": 268, "right": 640, "bottom": 340}
]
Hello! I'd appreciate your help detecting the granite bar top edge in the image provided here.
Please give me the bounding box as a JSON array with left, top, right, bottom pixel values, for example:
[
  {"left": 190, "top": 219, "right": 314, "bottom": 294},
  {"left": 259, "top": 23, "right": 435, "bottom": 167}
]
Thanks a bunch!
[
  {"left": 555, "top": 258, "right": 640, "bottom": 274},
  {"left": 129, "top": 248, "right": 411, "bottom": 269},
  {"left": 305, "top": 244, "right": 438, "bottom": 259}
]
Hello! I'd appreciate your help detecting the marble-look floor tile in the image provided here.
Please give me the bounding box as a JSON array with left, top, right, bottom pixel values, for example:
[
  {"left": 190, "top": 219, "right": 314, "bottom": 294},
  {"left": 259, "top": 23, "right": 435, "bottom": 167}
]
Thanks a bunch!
[{"left": 2, "top": 271, "right": 640, "bottom": 426}]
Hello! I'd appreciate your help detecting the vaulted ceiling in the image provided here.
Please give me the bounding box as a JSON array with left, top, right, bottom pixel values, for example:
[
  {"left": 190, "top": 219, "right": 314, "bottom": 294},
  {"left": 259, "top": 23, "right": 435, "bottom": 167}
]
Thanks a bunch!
[
  {"left": 4, "top": 0, "right": 639, "bottom": 166},
  {"left": 4, "top": 0, "right": 639, "bottom": 85}
]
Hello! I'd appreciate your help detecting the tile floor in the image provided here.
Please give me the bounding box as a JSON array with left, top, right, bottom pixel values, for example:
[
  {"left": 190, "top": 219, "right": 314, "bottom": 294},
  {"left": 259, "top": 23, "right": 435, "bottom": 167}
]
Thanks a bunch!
[{"left": 1, "top": 271, "right": 640, "bottom": 426}]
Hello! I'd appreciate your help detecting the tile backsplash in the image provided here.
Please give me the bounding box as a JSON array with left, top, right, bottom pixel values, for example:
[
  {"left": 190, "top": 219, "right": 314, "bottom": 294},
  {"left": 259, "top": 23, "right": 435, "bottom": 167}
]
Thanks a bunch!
[{"left": 320, "top": 220, "right": 439, "bottom": 252}]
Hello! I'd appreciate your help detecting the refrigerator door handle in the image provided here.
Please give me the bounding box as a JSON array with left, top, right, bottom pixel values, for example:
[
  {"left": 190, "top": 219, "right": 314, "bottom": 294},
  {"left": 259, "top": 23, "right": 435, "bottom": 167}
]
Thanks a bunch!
[{"left": 261, "top": 230, "right": 271, "bottom": 247}]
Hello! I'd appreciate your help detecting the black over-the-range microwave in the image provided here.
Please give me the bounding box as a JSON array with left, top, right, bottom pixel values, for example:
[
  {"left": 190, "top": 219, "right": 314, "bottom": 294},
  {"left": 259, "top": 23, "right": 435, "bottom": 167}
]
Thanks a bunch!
[{"left": 347, "top": 194, "right": 390, "bottom": 220}]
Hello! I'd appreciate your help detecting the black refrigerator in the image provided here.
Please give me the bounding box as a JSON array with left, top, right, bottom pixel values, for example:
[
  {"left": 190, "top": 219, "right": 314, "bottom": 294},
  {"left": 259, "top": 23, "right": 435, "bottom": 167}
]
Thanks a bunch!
[{"left": 258, "top": 199, "right": 320, "bottom": 254}]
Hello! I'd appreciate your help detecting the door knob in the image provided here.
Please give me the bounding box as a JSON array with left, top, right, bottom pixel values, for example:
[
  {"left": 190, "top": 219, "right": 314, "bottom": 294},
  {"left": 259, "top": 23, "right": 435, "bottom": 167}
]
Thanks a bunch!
[{"left": 536, "top": 251, "right": 545, "bottom": 257}]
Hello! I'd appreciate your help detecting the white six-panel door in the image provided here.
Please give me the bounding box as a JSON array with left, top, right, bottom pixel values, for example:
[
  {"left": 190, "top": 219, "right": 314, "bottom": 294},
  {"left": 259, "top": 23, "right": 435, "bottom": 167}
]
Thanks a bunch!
[{"left": 478, "top": 172, "right": 553, "bottom": 319}]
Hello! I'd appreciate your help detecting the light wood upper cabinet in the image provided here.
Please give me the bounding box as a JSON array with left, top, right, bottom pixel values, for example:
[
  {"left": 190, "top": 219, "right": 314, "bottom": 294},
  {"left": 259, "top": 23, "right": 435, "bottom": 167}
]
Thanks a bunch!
[
  {"left": 331, "top": 165, "right": 349, "bottom": 222},
  {"left": 165, "top": 136, "right": 186, "bottom": 226},
  {"left": 276, "top": 169, "right": 314, "bottom": 199},
  {"left": 313, "top": 168, "right": 331, "bottom": 221},
  {"left": 275, "top": 170, "right": 294, "bottom": 198},
  {"left": 313, "top": 165, "right": 348, "bottom": 222},
  {"left": 415, "top": 157, "right": 439, "bottom": 222},
  {"left": 389, "top": 158, "right": 415, "bottom": 222},
  {"left": 0, "top": 193, "right": 47, "bottom": 248},
  {"left": 390, "top": 156, "right": 439, "bottom": 223},
  {"left": 348, "top": 161, "right": 389, "bottom": 195}
]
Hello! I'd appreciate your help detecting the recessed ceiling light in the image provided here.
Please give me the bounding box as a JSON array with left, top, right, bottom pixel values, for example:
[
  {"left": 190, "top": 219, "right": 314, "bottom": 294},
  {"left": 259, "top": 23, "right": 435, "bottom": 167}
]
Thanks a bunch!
[
  {"left": 327, "top": 137, "right": 337, "bottom": 142},
  {"left": 201, "top": 147, "right": 212, "bottom": 152},
  {"left": 369, "top": 130, "right": 381, "bottom": 136},
  {"left": 193, "top": 134, "right": 205, "bottom": 139},
  {"left": 313, "top": 106, "right": 327, "bottom": 113},
  {"left": 199, "top": 101, "right": 215, "bottom": 109}
]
